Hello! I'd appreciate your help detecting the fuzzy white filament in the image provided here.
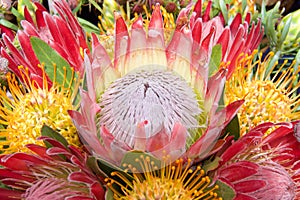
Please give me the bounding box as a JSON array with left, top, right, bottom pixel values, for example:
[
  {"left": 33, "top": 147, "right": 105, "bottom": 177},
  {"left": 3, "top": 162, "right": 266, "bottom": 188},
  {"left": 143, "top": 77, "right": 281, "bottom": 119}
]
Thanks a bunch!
[{"left": 98, "top": 69, "right": 201, "bottom": 147}]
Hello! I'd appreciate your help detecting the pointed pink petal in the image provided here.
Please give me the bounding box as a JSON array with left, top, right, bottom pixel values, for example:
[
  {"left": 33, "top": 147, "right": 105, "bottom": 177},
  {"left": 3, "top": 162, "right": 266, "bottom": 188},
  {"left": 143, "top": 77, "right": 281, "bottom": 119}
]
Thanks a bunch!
[
  {"left": 200, "top": 25, "right": 215, "bottom": 53},
  {"left": 245, "top": 13, "right": 251, "bottom": 25},
  {"left": 230, "top": 13, "right": 242, "bottom": 37},
  {"left": 54, "top": 0, "right": 87, "bottom": 50},
  {"left": 25, "top": 144, "right": 52, "bottom": 159},
  {"left": 146, "top": 127, "right": 170, "bottom": 152},
  {"left": 3, "top": 34, "right": 33, "bottom": 72},
  {"left": 148, "top": 4, "right": 164, "bottom": 48},
  {"left": 0, "top": 168, "right": 35, "bottom": 182},
  {"left": 217, "top": 28, "right": 230, "bottom": 60},
  {"left": 68, "top": 171, "right": 94, "bottom": 184},
  {"left": 91, "top": 182, "right": 105, "bottom": 200},
  {"left": 150, "top": 123, "right": 187, "bottom": 160},
  {"left": 193, "top": 0, "right": 202, "bottom": 19},
  {"left": 0, "top": 188, "right": 23, "bottom": 200},
  {"left": 149, "top": 4, "right": 163, "bottom": 30},
  {"left": 0, "top": 153, "right": 46, "bottom": 170},
  {"left": 186, "top": 125, "right": 222, "bottom": 159},
  {"left": 1, "top": 48, "right": 21, "bottom": 78},
  {"left": 219, "top": 161, "right": 259, "bottom": 182},
  {"left": 18, "top": 31, "right": 40, "bottom": 68},
  {"left": 21, "top": 20, "right": 39, "bottom": 37},
  {"left": 34, "top": 2, "right": 48, "bottom": 12},
  {"left": 24, "top": 7, "right": 34, "bottom": 25},
  {"left": 205, "top": 68, "right": 226, "bottom": 113},
  {"left": 35, "top": 8, "right": 46, "bottom": 29},
  {"left": 46, "top": 147, "right": 72, "bottom": 156},
  {"left": 235, "top": 180, "right": 267, "bottom": 193},
  {"left": 202, "top": 0, "right": 212, "bottom": 22},
  {"left": 91, "top": 33, "right": 100, "bottom": 49},
  {"left": 0, "top": 24, "right": 15, "bottom": 40},
  {"left": 192, "top": 18, "right": 203, "bottom": 44},
  {"left": 114, "top": 12, "right": 129, "bottom": 69},
  {"left": 44, "top": 14, "right": 63, "bottom": 44},
  {"left": 131, "top": 16, "right": 147, "bottom": 50}
]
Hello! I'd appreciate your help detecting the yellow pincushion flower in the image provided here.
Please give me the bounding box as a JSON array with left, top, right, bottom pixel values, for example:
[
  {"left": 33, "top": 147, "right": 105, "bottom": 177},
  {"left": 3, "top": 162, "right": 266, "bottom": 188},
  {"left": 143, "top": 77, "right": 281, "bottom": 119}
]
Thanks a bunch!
[
  {"left": 0, "top": 65, "right": 81, "bottom": 153},
  {"left": 105, "top": 155, "right": 221, "bottom": 200},
  {"left": 225, "top": 52, "right": 300, "bottom": 135}
]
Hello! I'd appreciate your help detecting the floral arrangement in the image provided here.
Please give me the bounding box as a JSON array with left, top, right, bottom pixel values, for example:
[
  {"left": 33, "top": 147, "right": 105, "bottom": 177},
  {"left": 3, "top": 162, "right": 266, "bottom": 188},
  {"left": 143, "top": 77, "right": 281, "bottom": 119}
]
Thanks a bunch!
[{"left": 0, "top": 0, "right": 299, "bottom": 199}]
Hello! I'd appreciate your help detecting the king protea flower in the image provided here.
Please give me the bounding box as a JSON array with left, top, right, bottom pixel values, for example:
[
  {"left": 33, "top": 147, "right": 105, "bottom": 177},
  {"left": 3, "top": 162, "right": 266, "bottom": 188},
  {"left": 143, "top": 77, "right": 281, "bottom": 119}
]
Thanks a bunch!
[
  {"left": 68, "top": 0, "right": 265, "bottom": 165},
  {"left": 0, "top": 136, "right": 105, "bottom": 200},
  {"left": 1, "top": 0, "right": 88, "bottom": 84},
  {"left": 214, "top": 122, "right": 300, "bottom": 199}
]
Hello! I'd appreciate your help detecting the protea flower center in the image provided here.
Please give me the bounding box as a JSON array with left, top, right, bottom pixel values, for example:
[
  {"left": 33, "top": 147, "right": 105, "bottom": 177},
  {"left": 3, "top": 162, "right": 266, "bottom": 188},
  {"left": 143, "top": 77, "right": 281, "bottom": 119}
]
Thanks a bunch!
[{"left": 98, "top": 69, "right": 201, "bottom": 147}]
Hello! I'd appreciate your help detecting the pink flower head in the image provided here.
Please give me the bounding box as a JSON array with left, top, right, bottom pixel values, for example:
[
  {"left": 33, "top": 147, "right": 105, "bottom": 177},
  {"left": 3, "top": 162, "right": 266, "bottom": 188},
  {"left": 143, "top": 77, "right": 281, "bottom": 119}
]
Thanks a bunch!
[
  {"left": 1, "top": 1, "right": 88, "bottom": 86},
  {"left": 69, "top": 1, "right": 248, "bottom": 165},
  {"left": 215, "top": 122, "right": 300, "bottom": 199}
]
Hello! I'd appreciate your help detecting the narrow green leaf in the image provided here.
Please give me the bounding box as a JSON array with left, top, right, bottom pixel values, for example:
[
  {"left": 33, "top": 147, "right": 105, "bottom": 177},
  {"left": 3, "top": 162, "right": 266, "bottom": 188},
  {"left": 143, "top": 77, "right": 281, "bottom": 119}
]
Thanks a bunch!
[
  {"left": 241, "top": 0, "right": 247, "bottom": 12},
  {"left": 11, "top": 7, "right": 23, "bottom": 21},
  {"left": 208, "top": 45, "right": 222, "bottom": 77},
  {"left": 87, "top": 156, "right": 124, "bottom": 178},
  {"left": 279, "top": 16, "right": 292, "bottom": 45},
  {"left": 0, "top": 19, "right": 18, "bottom": 31},
  {"left": 219, "top": 0, "right": 228, "bottom": 24},
  {"left": 224, "top": 114, "right": 240, "bottom": 140},
  {"left": 215, "top": 180, "right": 236, "bottom": 199},
  {"left": 30, "top": 37, "right": 76, "bottom": 87},
  {"left": 78, "top": 17, "right": 100, "bottom": 34},
  {"left": 41, "top": 125, "right": 69, "bottom": 148}
]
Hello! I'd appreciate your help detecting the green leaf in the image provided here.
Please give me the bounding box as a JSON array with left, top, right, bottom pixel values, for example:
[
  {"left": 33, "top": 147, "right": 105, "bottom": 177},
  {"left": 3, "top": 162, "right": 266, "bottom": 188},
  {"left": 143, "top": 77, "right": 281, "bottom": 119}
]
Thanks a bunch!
[
  {"left": 0, "top": 19, "right": 18, "bottom": 31},
  {"left": 41, "top": 125, "right": 69, "bottom": 148},
  {"left": 215, "top": 180, "right": 236, "bottom": 200},
  {"left": 78, "top": 17, "right": 100, "bottom": 34},
  {"left": 30, "top": 37, "right": 77, "bottom": 87},
  {"left": 219, "top": 0, "right": 228, "bottom": 24},
  {"left": 121, "top": 151, "right": 161, "bottom": 173},
  {"left": 202, "top": 156, "right": 221, "bottom": 172},
  {"left": 224, "top": 114, "right": 240, "bottom": 140},
  {"left": 279, "top": 15, "right": 292, "bottom": 46},
  {"left": 105, "top": 188, "right": 114, "bottom": 200},
  {"left": 11, "top": 7, "right": 24, "bottom": 22},
  {"left": 208, "top": 44, "right": 222, "bottom": 77},
  {"left": 89, "top": 156, "right": 125, "bottom": 177}
]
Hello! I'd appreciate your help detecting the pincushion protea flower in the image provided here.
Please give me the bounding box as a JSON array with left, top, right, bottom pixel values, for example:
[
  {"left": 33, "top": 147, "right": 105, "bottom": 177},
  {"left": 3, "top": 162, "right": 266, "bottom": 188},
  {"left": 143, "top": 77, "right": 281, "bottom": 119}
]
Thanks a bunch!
[
  {"left": 68, "top": 0, "right": 258, "bottom": 166},
  {"left": 0, "top": 135, "right": 105, "bottom": 200},
  {"left": 105, "top": 155, "right": 222, "bottom": 200},
  {"left": 225, "top": 51, "right": 300, "bottom": 135},
  {"left": 214, "top": 122, "right": 300, "bottom": 199},
  {"left": 0, "top": 65, "right": 81, "bottom": 153}
]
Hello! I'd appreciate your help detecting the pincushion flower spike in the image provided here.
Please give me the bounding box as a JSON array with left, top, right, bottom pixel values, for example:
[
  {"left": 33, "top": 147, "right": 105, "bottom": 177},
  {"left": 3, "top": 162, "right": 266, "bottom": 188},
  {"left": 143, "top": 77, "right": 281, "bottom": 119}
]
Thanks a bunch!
[
  {"left": 214, "top": 121, "right": 300, "bottom": 199},
  {"left": 0, "top": 132, "right": 105, "bottom": 200},
  {"left": 69, "top": 1, "right": 245, "bottom": 166},
  {"left": 105, "top": 155, "right": 222, "bottom": 200},
  {"left": 0, "top": 64, "right": 81, "bottom": 154},
  {"left": 225, "top": 51, "right": 300, "bottom": 135},
  {"left": 1, "top": 0, "right": 89, "bottom": 84}
]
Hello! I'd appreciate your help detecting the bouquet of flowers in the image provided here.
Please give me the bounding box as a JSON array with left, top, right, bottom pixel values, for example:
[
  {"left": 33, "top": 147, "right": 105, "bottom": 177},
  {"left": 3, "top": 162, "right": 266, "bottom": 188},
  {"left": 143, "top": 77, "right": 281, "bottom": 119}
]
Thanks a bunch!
[{"left": 0, "top": 0, "right": 299, "bottom": 199}]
